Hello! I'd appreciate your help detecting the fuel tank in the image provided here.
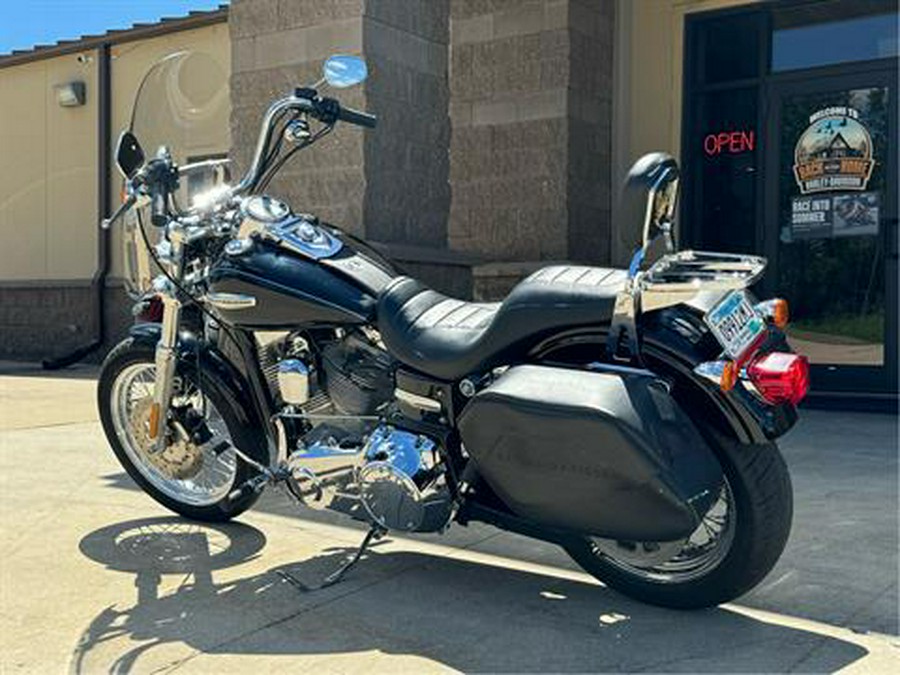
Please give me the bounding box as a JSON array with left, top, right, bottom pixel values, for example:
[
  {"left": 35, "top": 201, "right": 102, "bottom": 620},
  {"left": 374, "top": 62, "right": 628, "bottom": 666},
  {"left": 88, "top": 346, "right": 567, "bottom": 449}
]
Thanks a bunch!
[{"left": 207, "top": 229, "right": 397, "bottom": 329}]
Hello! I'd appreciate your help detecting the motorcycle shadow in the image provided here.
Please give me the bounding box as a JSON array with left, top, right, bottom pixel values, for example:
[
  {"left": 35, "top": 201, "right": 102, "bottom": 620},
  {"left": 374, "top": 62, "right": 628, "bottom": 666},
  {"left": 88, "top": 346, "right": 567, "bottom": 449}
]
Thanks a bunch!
[{"left": 74, "top": 516, "right": 868, "bottom": 674}]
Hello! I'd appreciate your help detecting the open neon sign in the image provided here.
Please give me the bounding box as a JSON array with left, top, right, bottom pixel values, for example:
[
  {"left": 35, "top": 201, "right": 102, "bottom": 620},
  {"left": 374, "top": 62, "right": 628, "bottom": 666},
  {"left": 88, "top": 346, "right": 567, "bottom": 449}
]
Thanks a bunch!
[{"left": 704, "top": 130, "right": 755, "bottom": 156}]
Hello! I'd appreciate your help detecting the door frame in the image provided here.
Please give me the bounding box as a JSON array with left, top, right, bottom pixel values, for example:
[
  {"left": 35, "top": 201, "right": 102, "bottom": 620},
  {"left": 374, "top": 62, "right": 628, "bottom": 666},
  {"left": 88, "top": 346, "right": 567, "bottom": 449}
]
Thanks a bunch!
[{"left": 763, "top": 65, "right": 898, "bottom": 395}]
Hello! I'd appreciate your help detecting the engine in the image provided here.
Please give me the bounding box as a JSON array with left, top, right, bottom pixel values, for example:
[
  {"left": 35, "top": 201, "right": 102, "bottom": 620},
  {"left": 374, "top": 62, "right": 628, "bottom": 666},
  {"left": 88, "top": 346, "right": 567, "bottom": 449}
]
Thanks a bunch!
[{"left": 256, "top": 329, "right": 453, "bottom": 533}]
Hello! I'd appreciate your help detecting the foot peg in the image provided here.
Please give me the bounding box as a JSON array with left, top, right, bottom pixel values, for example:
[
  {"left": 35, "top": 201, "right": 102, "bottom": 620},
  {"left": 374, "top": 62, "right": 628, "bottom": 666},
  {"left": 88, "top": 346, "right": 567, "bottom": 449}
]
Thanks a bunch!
[
  {"left": 227, "top": 473, "right": 268, "bottom": 503},
  {"left": 277, "top": 524, "right": 387, "bottom": 592}
]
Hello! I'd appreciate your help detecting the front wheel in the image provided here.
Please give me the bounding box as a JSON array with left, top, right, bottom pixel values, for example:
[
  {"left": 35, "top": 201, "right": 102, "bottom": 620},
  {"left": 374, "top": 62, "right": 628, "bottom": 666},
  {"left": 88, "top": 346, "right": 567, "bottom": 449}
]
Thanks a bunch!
[
  {"left": 97, "top": 338, "right": 264, "bottom": 522},
  {"left": 563, "top": 430, "right": 793, "bottom": 609}
]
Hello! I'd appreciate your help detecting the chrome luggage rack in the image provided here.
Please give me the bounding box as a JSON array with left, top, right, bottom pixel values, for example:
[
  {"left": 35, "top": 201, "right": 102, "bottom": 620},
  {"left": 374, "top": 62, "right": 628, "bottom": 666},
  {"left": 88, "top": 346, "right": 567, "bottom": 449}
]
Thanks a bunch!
[{"left": 638, "top": 250, "right": 767, "bottom": 311}]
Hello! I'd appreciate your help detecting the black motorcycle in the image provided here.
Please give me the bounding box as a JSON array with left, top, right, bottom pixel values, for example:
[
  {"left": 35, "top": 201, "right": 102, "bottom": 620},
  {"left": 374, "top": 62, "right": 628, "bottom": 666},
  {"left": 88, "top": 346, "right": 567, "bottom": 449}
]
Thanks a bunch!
[{"left": 97, "top": 52, "right": 808, "bottom": 609}]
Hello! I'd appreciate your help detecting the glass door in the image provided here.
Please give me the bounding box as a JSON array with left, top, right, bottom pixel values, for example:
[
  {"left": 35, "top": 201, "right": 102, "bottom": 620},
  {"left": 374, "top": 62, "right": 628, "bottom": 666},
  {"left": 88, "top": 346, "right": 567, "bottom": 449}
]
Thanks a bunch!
[{"left": 765, "top": 70, "right": 898, "bottom": 394}]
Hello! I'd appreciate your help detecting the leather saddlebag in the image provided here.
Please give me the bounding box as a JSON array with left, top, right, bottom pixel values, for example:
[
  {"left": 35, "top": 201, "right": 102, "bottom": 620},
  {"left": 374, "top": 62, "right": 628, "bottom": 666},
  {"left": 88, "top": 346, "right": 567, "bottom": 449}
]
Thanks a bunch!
[{"left": 458, "top": 365, "right": 723, "bottom": 541}]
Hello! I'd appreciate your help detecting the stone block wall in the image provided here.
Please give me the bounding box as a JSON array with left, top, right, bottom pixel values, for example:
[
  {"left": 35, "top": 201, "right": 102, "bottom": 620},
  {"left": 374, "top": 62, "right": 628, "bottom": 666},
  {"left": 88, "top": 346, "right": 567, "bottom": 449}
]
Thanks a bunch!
[
  {"left": 230, "top": 0, "right": 368, "bottom": 233},
  {"left": 0, "top": 282, "right": 132, "bottom": 363},
  {"left": 229, "top": 0, "right": 450, "bottom": 246},
  {"left": 229, "top": 0, "right": 615, "bottom": 298},
  {"left": 448, "top": 0, "right": 614, "bottom": 265},
  {"left": 566, "top": 0, "right": 615, "bottom": 263},
  {"left": 362, "top": 1, "right": 450, "bottom": 247}
]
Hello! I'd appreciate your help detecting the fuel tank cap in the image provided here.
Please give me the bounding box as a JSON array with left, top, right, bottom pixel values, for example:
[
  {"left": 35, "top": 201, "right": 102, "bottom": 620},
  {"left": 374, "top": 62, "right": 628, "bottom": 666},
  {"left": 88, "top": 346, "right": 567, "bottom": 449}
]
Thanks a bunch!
[{"left": 242, "top": 195, "right": 291, "bottom": 223}]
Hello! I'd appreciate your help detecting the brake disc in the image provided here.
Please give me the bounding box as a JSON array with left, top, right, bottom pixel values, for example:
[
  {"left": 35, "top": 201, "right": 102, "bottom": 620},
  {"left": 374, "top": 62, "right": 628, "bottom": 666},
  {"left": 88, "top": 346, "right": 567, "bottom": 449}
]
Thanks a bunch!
[{"left": 130, "top": 398, "right": 204, "bottom": 480}]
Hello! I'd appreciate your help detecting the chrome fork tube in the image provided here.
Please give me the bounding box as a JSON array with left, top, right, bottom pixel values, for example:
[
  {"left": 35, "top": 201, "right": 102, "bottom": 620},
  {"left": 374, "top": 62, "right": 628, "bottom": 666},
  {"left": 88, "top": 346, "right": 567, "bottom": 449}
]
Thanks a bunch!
[
  {"left": 148, "top": 228, "right": 185, "bottom": 452},
  {"left": 148, "top": 292, "right": 182, "bottom": 451}
]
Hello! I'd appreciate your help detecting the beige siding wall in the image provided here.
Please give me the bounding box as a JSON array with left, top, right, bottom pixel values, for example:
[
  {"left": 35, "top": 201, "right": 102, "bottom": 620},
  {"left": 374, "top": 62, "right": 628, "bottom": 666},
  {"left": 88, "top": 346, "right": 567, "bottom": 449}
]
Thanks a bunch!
[
  {"left": 0, "top": 22, "right": 229, "bottom": 283},
  {"left": 0, "top": 52, "right": 98, "bottom": 280},
  {"left": 611, "top": 0, "right": 757, "bottom": 262}
]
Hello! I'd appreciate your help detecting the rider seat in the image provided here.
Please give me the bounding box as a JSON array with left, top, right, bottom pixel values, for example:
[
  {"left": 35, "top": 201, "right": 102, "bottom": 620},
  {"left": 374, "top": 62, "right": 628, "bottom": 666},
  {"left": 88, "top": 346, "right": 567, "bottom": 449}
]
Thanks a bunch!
[{"left": 377, "top": 266, "right": 627, "bottom": 380}]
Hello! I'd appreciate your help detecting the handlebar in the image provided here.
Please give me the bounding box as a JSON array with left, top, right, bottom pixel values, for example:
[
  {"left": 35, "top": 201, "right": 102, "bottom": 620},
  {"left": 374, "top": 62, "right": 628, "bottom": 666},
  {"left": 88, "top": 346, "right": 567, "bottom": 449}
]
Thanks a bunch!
[
  {"left": 232, "top": 91, "right": 377, "bottom": 196},
  {"left": 337, "top": 105, "right": 377, "bottom": 129},
  {"left": 101, "top": 193, "right": 136, "bottom": 230}
]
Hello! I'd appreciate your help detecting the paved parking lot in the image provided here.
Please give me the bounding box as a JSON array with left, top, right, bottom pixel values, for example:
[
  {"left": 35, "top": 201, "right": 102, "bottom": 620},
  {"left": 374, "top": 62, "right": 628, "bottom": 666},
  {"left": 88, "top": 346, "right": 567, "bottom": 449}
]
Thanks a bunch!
[{"left": 1, "top": 363, "right": 897, "bottom": 673}]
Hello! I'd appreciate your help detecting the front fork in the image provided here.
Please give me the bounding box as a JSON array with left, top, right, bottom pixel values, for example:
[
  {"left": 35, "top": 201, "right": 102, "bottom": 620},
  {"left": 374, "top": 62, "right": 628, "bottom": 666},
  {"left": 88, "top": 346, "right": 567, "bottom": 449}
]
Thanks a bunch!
[
  {"left": 147, "top": 227, "right": 185, "bottom": 452},
  {"left": 147, "top": 290, "right": 182, "bottom": 450}
]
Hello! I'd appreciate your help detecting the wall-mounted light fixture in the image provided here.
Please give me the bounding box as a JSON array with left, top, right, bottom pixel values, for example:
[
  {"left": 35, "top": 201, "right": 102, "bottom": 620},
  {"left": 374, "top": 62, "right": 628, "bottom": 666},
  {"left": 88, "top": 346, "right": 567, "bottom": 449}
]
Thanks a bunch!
[{"left": 54, "top": 81, "right": 86, "bottom": 107}]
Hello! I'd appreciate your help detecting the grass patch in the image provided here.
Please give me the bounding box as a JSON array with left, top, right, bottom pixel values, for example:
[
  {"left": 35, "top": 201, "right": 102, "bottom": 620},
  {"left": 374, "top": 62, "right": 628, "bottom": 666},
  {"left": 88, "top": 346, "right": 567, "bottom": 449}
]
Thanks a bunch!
[{"left": 791, "top": 311, "right": 884, "bottom": 344}]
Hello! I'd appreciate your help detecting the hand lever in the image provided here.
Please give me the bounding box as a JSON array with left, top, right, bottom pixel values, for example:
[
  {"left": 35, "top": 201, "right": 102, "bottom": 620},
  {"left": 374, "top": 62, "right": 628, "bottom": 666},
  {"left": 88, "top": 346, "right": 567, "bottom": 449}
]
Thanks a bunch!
[{"left": 101, "top": 193, "right": 137, "bottom": 230}]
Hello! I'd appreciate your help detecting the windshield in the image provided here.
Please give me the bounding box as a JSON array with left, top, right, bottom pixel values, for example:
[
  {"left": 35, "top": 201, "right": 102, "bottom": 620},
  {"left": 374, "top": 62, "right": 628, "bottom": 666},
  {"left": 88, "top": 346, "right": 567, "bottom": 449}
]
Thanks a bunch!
[
  {"left": 121, "top": 51, "right": 230, "bottom": 298},
  {"left": 129, "top": 50, "right": 231, "bottom": 207}
]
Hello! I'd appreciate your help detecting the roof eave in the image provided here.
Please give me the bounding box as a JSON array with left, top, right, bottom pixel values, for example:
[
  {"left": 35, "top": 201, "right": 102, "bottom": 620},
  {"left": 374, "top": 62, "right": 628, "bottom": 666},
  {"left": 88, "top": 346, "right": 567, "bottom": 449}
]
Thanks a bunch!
[{"left": 0, "top": 5, "right": 228, "bottom": 69}]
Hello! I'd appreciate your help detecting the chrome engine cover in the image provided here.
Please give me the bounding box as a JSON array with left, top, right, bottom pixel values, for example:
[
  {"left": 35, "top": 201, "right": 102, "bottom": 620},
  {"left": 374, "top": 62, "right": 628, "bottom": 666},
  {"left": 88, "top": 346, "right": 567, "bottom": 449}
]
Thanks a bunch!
[{"left": 286, "top": 425, "right": 453, "bottom": 533}]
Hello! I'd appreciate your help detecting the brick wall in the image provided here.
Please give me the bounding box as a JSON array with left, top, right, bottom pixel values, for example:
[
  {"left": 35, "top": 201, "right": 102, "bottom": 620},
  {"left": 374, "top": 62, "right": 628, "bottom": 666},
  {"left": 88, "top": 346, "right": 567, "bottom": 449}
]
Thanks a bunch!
[
  {"left": 566, "top": 0, "right": 614, "bottom": 263},
  {"left": 362, "top": 1, "right": 450, "bottom": 247},
  {"left": 230, "top": 0, "right": 368, "bottom": 233},
  {"left": 228, "top": 0, "right": 615, "bottom": 299}
]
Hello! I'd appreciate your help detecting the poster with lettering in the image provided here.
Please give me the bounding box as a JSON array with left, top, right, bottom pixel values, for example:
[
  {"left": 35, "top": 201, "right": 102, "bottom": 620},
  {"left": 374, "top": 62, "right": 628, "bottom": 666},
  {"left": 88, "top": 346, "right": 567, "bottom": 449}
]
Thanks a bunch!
[
  {"left": 790, "top": 195, "right": 832, "bottom": 239},
  {"left": 787, "top": 102, "right": 881, "bottom": 240},
  {"left": 793, "top": 106, "right": 875, "bottom": 194}
]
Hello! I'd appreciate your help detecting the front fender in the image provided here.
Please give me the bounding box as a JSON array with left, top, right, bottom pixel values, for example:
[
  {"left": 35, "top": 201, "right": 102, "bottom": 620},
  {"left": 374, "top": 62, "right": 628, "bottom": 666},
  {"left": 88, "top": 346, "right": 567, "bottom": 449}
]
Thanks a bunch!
[{"left": 128, "top": 323, "right": 266, "bottom": 434}]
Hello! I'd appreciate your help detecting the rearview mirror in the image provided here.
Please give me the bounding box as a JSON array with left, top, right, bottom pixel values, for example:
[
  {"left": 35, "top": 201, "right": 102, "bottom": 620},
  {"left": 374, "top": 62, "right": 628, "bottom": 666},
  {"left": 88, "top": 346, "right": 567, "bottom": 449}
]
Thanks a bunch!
[
  {"left": 322, "top": 55, "right": 368, "bottom": 89},
  {"left": 115, "top": 131, "right": 145, "bottom": 178}
]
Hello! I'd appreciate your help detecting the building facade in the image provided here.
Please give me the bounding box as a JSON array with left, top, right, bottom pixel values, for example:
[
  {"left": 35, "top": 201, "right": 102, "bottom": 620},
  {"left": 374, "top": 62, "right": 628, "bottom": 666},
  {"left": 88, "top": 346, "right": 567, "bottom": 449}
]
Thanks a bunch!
[{"left": 0, "top": 0, "right": 896, "bottom": 399}]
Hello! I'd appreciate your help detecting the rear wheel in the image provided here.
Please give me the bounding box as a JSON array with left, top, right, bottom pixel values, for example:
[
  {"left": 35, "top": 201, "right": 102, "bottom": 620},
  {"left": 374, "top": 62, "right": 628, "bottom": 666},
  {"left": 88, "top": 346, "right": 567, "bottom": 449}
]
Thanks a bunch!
[
  {"left": 563, "top": 429, "right": 793, "bottom": 609},
  {"left": 98, "top": 338, "right": 263, "bottom": 522}
]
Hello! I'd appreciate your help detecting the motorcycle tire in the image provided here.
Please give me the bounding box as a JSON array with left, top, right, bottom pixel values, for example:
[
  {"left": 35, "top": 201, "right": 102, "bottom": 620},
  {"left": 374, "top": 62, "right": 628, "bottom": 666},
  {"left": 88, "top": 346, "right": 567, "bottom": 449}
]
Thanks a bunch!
[
  {"left": 97, "top": 337, "right": 264, "bottom": 523},
  {"left": 563, "top": 426, "right": 793, "bottom": 609}
]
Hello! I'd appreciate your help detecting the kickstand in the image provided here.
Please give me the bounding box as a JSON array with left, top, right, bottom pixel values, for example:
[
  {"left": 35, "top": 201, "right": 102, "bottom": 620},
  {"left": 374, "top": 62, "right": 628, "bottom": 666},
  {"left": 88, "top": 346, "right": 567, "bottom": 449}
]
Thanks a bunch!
[{"left": 277, "top": 525, "right": 386, "bottom": 593}]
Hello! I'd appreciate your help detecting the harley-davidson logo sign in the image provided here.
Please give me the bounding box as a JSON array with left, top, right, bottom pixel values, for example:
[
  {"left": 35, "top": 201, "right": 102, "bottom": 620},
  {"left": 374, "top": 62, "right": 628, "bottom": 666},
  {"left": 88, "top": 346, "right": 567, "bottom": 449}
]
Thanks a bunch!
[{"left": 793, "top": 106, "right": 875, "bottom": 194}]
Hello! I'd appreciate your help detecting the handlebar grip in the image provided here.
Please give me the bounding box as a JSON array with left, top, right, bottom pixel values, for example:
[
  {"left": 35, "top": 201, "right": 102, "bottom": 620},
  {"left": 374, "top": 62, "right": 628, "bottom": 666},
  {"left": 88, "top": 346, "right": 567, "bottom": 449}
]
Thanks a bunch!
[
  {"left": 150, "top": 187, "right": 167, "bottom": 227},
  {"left": 338, "top": 106, "right": 377, "bottom": 129}
]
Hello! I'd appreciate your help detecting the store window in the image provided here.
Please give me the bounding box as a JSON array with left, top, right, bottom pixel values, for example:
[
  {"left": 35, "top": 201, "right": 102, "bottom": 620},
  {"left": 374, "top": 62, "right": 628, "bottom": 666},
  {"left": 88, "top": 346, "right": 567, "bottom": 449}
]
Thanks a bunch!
[
  {"left": 773, "top": 0, "right": 899, "bottom": 72},
  {"left": 775, "top": 86, "right": 889, "bottom": 366},
  {"left": 694, "top": 87, "right": 758, "bottom": 253},
  {"left": 692, "top": 11, "right": 762, "bottom": 84},
  {"left": 684, "top": 0, "right": 898, "bottom": 394}
]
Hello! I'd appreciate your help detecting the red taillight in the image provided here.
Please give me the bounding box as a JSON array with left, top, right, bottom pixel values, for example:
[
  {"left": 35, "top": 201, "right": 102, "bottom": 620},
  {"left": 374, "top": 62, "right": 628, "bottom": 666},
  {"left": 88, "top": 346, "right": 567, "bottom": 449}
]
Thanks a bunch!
[{"left": 747, "top": 352, "right": 809, "bottom": 406}]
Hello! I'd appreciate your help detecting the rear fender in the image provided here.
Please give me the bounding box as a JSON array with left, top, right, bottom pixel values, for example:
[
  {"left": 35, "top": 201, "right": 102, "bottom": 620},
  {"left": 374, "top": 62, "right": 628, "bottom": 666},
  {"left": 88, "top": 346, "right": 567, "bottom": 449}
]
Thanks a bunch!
[{"left": 530, "top": 306, "right": 797, "bottom": 444}]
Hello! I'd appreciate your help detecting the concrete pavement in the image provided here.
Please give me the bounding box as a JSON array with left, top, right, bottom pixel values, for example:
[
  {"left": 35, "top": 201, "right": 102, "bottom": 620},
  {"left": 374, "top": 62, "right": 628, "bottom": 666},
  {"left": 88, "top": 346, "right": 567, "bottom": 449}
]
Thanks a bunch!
[{"left": 0, "top": 364, "right": 897, "bottom": 673}]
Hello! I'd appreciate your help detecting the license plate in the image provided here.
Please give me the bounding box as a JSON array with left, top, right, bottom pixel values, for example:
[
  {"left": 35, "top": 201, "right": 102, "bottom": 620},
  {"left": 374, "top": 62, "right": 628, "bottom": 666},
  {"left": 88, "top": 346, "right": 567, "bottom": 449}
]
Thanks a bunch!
[{"left": 704, "top": 290, "right": 766, "bottom": 359}]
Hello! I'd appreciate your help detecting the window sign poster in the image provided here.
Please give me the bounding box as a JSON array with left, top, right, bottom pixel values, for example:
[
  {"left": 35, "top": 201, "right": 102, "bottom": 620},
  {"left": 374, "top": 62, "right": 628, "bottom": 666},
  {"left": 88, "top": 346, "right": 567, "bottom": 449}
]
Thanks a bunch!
[
  {"left": 792, "top": 106, "right": 875, "bottom": 194},
  {"left": 789, "top": 191, "right": 880, "bottom": 240},
  {"left": 790, "top": 195, "right": 832, "bottom": 239},
  {"left": 786, "top": 100, "right": 882, "bottom": 241},
  {"left": 833, "top": 192, "right": 879, "bottom": 237}
]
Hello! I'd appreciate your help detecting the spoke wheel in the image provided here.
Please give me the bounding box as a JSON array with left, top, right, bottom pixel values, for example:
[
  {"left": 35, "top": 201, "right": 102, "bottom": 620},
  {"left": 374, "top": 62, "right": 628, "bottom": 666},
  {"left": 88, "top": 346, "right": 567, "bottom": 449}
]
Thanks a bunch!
[
  {"left": 590, "top": 479, "right": 736, "bottom": 584},
  {"left": 563, "top": 428, "right": 792, "bottom": 610},
  {"left": 109, "top": 363, "right": 238, "bottom": 507}
]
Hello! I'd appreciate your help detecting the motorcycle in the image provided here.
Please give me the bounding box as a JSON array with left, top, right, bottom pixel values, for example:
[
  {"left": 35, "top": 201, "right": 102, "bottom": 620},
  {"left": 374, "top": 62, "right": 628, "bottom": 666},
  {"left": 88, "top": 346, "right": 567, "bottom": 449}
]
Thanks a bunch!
[{"left": 97, "top": 51, "right": 808, "bottom": 609}]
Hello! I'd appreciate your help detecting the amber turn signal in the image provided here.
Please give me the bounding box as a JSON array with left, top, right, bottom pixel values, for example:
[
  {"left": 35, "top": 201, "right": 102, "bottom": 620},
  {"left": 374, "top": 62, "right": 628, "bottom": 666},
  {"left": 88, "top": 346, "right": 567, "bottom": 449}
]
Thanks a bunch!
[
  {"left": 755, "top": 298, "right": 789, "bottom": 329},
  {"left": 720, "top": 360, "right": 738, "bottom": 392}
]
